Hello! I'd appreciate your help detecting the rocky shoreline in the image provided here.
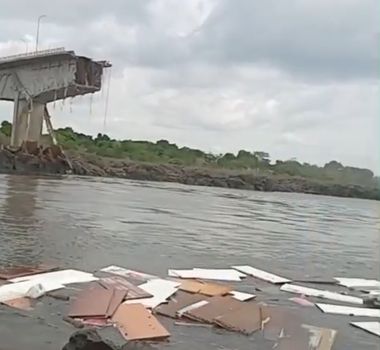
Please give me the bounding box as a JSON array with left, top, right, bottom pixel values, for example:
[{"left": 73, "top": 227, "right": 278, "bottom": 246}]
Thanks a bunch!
[{"left": 0, "top": 149, "right": 379, "bottom": 201}]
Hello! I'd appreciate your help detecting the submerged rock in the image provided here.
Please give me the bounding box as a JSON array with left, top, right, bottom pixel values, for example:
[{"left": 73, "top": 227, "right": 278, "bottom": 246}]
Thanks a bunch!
[
  {"left": 62, "top": 329, "right": 117, "bottom": 350},
  {"left": 62, "top": 329, "right": 156, "bottom": 350}
]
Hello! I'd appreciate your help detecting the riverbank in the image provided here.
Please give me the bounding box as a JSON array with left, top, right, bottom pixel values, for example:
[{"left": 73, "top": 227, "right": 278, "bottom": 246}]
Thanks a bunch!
[{"left": 0, "top": 148, "right": 379, "bottom": 200}]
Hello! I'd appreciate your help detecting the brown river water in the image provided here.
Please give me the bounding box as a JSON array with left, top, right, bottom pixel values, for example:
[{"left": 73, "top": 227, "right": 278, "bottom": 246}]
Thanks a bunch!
[{"left": 0, "top": 174, "right": 379, "bottom": 349}]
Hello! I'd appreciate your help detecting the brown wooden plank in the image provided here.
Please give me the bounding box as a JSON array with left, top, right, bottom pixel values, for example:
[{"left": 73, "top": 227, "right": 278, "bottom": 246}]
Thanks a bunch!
[
  {"left": 112, "top": 303, "right": 170, "bottom": 341},
  {"left": 213, "top": 303, "right": 262, "bottom": 334},
  {"left": 99, "top": 276, "right": 152, "bottom": 300},
  {"left": 179, "top": 280, "right": 232, "bottom": 296},
  {"left": 106, "top": 289, "right": 127, "bottom": 317},
  {"left": 68, "top": 284, "right": 114, "bottom": 318},
  {"left": 155, "top": 290, "right": 207, "bottom": 318},
  {"left": 184, "top": 296, "right": 244, "bottom": 323}
]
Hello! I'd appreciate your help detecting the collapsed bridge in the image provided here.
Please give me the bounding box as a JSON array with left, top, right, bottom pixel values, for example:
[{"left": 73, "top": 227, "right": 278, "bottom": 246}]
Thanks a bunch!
[{"left": 0, "top": 48, "right": 111, "bottom": 148}]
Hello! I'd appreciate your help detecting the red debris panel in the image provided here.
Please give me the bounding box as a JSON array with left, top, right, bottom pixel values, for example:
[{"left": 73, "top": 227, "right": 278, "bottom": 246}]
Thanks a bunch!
[
  {"left": 213, "top": 302, "right": 263, "bottom": 334},
  {"left": 99, "top": 276, "right": 151, "bottom": 300},
  {"left": 184, "top": 296, "right": 244, "bottom": 324},
  {"left": 106, "top": 289, "right": 127, "bottom": 317},
  {"left": 0, "top": 264, "right": 58, "bottom": 280},
  {"left": 68, "top": 283, "right": 116, "bottom": 318},
  {"left": 112, "top": 303, "right": 170, "bottom": 341}
]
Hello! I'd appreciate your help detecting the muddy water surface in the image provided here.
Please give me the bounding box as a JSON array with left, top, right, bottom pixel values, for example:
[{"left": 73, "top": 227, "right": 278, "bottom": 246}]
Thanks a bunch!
[{"left": 0, "top": 174, "right": 379, "bottom": 349}]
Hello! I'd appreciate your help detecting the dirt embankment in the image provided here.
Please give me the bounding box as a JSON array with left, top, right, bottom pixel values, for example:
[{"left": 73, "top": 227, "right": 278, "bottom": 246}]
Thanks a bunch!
[{"left": 1, "top": 148, "right": 379, "bottom": 201}]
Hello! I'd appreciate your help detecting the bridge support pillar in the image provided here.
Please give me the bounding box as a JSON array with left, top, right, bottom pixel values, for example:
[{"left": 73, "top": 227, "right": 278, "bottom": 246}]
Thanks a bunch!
[{"left": 10, "top": 97, "right": 44, "bottom": 148}]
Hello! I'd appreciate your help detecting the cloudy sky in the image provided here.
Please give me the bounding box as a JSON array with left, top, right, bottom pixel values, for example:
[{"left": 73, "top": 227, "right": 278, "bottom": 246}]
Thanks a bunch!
[{"left": 0, "top": 0, "right": 379, "bottom": 171}]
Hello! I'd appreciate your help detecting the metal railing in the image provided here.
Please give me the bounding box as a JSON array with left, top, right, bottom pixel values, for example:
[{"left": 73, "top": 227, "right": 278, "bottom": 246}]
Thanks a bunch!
[{"left": 0, "top": 47, "right": 67, "bottom": 63}]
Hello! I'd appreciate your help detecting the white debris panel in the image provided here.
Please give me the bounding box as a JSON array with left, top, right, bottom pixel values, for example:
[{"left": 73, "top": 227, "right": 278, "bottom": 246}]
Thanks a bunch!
[
  {"left": 168, "top": 268, "right": 245, "bottom": 281},
  {"left": 232, "top": 265, "right": 291, "bottom": 284},
  {"left": 351, "top": 322, "right": 380, "bottom": 337},
  {"left": 316, "top": 303, "right": 380, "bottom": 317},
  {"left": 280, "top": 283, "right": 363, "bottom": 304}
]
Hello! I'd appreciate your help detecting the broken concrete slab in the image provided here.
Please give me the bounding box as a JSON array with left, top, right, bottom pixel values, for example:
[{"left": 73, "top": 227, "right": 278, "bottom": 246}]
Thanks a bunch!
[
  {"left": 112, "top": 303, "right": 170, "bottom": 341},
  {"left": 232, "top": 265, "right": 291, "bottom": 284},
  {"left": 280, "top": 283, "right": 363, "bottom": 304}
]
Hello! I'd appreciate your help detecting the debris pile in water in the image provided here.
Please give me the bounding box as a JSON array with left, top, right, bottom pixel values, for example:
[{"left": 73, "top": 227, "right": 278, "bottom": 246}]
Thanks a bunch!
[{"left": 0, "top": 263, "right": 379, "bottom": 348}]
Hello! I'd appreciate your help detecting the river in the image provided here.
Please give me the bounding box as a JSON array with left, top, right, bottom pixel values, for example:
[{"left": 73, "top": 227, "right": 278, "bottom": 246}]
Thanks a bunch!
[{"left": 0, "top": 174, "right": 379, "bottom": 349}]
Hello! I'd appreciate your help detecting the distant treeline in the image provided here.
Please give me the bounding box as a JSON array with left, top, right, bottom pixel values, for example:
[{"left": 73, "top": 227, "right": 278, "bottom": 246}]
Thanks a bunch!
[{"left": 0, "top": 120, "right": 378, "bottom": 187}]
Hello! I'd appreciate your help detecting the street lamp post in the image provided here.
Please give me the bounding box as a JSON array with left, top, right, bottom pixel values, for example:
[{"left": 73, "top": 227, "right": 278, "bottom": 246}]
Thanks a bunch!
[{"left": 35, "top": 14, "right": 47, "bottom": 52}]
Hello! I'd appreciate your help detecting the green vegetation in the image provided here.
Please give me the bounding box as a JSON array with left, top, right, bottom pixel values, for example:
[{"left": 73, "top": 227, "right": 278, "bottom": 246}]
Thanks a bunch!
[{"left": 0, "top": 120, "right": 378, "bottom": 187}]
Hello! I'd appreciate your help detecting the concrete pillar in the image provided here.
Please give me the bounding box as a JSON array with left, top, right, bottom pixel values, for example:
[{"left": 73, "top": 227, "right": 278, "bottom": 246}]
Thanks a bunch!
[
  {"left": 27, "top": 102, "right": 44, "bottom": 143},
  {"left": 10, "top": 99, "right": 44, "bottom": 147}
]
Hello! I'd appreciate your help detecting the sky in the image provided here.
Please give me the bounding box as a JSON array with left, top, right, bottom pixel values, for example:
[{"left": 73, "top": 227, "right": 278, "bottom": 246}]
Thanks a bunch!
[{"left": 0, "top": 0, "right": 379, "bottom": 171}]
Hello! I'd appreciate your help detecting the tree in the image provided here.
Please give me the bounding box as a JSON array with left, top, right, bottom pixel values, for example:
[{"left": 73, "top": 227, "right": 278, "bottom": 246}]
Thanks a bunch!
[
  {"left": 237, "top": 150, "right": 251, "bottom": 159},
  {"left": 0, "top": 121, "right": 12, "bottom": 137}
]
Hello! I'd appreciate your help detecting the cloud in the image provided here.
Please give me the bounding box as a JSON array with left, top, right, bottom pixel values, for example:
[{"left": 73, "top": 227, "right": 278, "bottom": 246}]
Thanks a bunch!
[{"left": 0, "top": 0, "right": 378, "bottom": 172}]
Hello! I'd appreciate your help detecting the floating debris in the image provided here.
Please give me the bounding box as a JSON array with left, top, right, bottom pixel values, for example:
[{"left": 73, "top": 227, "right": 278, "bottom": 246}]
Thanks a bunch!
[
  {"left": 99, "top": 276, "right": 152, "bottom": 300},
  {"left": 68, "top": 283, "right": 118, "bottom": 318},
  {"left": 183, "top": 295, "right": 244, "bottom": 324},
  {"left": 100, "top": 265, "right": 157, "bottom": 282},
  {"left": 232, "top": 265, "right": 291, "bottom": 284},
  {"left": 229, "top": 290, "right": 256, "bottom": 301},
  {"left": 334, "top": 278, "right": 380, "bottom": 289},
  {"left": 316, "top": 303, "right": 380, "bottom": 317},
  {"left": 176, "top": 300, "right": 210, "bottom": 317},
  {"left": 351, "top": 322, "right": 380, "bottom": 337},
  {"left": 178, "top": 279, "right": 232, "bottom": 296},
  {"left": 10, "top": 269, "right": 98, "bottom": 285},
  {"left": 8, "top": 262, "right": 379, "bottom": 348},
  {"left": 123, "top": 279, "right": 180, "bottom": 309},
  {"left": 155, "top": 290, "right": 207, "bottom": 318},
  {"left": 289, "top": 296, "right": 315, "bottom": 307},
  {"left": 112, "top": 303, "right": 170, "bottom": 341},
  {"left": 280, "top": 283, "right": 363, "bottom": 304},
  {"left": 168, "top": 268, "right": 245, "bottom": 281}
]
